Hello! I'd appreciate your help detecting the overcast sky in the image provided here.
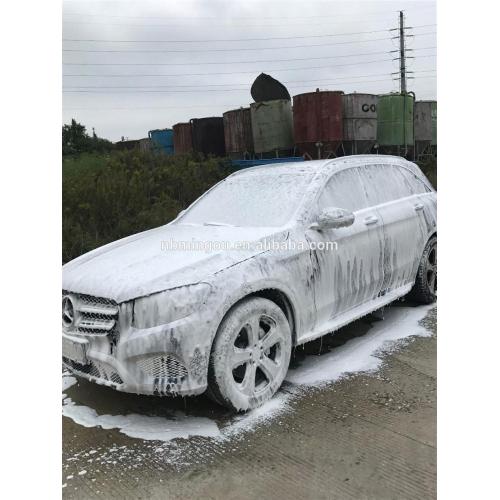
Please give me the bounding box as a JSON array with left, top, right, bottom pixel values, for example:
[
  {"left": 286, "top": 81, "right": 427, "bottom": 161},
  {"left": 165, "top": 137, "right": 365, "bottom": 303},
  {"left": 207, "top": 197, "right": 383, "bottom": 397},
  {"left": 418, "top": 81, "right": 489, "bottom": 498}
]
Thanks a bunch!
[{"left": 62, "top": 0, "right": 436, "bottom": 142}]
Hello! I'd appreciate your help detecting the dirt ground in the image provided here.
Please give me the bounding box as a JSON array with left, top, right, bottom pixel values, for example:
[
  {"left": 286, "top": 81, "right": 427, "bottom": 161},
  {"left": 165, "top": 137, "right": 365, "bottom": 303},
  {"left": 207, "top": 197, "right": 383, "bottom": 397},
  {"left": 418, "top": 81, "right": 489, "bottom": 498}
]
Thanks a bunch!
[{"left": 62, "top": 304, "right": 436, "bottom": 500}]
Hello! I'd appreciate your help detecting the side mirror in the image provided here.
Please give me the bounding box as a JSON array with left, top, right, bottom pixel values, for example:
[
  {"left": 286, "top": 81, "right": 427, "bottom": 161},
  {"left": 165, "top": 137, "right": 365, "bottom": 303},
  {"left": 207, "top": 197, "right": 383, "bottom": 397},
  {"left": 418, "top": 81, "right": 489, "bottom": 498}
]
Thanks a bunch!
[{"left": 311, "top": 207, "right": 355, "bottom": 231}]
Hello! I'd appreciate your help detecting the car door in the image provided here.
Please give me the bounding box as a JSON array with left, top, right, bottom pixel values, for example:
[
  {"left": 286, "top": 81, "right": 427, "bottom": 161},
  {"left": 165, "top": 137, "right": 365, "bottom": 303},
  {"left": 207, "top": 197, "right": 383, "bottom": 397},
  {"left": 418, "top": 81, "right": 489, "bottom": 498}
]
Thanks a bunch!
[
  {"left": 305, "top": 167, "right": 386, "bottom": 329},
  {"left": 357, "top": 163, "right": 430, "bottom": 294}
]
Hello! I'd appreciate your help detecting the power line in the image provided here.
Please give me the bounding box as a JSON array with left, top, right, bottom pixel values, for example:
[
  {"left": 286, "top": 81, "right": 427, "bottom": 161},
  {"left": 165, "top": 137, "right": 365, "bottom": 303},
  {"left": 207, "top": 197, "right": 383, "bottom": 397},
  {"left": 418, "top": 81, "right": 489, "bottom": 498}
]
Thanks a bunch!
[
  {"left": 62, "top": 79, "right": 396, "bottom": 93},
  {"left": 63, "top": 76, "right": 437, "bottom": 93},
  {"left": 62, "top": 18, "right": 395, "bottom": 28},
  {"left": 62, "top": 28, "right": 397, "bottom": 44},
  {"left": 63, "top": 70, "right": 437, "bottom": 89},
  {"left": 62, "top": 36, "right": 394, "bottom": 54},
  {"left": 63, "top": 58, "right": 395, "bottom": 77},
  {"left": 62, "top": 47, "right": 436, "bottom": 66},
  {"left": 61, "top": 32, "right": 435, "bottom": 54},
  {"left": 63, "top": 54, "right": 436, "bottom": 78},
  {"left": 62, "top": 24, "right": 436, "bottom": 44},
  {"left": 62, "top": 8, "right": 431, "bottom": 22}
]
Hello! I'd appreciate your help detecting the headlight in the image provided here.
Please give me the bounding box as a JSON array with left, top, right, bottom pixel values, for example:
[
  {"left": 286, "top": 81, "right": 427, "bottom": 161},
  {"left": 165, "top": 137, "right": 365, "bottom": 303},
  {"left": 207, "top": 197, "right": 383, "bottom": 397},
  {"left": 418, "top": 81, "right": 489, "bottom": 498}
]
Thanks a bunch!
[{"left": 132, "top": 283, "right": 211, "bottom": 329}]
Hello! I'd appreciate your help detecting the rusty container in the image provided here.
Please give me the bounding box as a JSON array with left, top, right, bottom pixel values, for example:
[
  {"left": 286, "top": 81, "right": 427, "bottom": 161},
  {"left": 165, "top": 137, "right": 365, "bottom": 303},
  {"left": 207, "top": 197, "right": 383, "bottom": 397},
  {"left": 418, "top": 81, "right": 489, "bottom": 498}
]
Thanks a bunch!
[
  {"left": 250, "top": 99, "right": 294, "bottom": 155},
  {"left": 173, "top": 122, "right": 193, "bottom": 154},
  {"left": 223, "top": 107, "right": 254, "bottom": 158},
  {"left": 293, "top": 90, "right": 344, "bottom": 159},
  {"left": 190, "top": 117, "right": 226, "bottom": 157},
  {"left": 342, "top": 93, "right": 378, "bottom": 155}
]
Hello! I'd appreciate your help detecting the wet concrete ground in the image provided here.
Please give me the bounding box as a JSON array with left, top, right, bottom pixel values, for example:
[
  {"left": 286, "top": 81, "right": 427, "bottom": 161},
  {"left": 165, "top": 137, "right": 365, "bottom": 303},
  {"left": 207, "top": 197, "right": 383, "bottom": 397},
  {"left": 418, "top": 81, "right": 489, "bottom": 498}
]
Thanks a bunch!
[{"left": 62, "top": 303, "right": 436, "bottom": 499}]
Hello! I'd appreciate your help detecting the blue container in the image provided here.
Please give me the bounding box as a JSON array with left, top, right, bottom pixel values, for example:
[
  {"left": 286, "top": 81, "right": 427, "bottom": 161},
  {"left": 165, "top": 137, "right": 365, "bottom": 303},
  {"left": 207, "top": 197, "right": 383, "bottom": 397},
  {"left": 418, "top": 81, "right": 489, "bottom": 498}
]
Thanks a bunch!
[
  {"left": 148, "top": 128, "right": 174, "bottom": 155},
  {"left": 231, "top": 157, "right": 304, "bottom": 170}
]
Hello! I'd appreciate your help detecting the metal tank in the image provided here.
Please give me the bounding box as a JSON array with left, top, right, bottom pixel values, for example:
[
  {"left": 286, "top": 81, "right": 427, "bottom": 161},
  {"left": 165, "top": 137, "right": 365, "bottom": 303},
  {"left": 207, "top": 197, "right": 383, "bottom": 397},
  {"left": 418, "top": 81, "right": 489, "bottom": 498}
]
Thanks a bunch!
[
  {"left": 173, "top": 122, "right": 193, "bottom": 154},
  {"left": 342, "top": 93, "right": 378, "bottom": 155},
  {"left": 148, "top": 128, "right": 174, "bottom": 155},
  {"left": 250, "top": 99, "right": 294, "bottom": 156},
  {"left": 377, "top": 93, "right": 414, "bottom": 155},
  {"left": 414, "top": 100, "right": 437, "bottom": 158},
  {"left": 190, "top": 117, "right": 226, "bottom": 157},
  {"left": 293, "top": 90, "right": 343, "bottom": 159},
  {"left": 223, "top": 107, "right": 254, "bottom": 158}
]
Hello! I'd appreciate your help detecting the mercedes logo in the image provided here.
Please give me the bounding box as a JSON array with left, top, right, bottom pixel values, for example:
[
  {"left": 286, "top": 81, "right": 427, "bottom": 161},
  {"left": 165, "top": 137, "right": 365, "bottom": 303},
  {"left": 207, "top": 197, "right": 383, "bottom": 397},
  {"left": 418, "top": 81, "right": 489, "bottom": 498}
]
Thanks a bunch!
[{"left": 62, "top": 296, "right": 75, "bottom": 327}]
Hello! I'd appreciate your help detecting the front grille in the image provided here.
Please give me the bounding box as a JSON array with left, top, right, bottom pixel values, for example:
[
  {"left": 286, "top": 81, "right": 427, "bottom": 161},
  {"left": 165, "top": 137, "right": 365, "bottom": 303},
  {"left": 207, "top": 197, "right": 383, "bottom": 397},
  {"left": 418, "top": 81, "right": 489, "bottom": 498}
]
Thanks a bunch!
[
  {"left": 136, "top": 354, "right": 188, "bottom": 382},
  {"left": 63, "top": 290, "right": 119, "bottom": 337},
  {"left": 63, "top": 357, "right": 124, "bottom": 386},
  {"left": 77, "top": 293, "right": 117, "bottom": 308}
]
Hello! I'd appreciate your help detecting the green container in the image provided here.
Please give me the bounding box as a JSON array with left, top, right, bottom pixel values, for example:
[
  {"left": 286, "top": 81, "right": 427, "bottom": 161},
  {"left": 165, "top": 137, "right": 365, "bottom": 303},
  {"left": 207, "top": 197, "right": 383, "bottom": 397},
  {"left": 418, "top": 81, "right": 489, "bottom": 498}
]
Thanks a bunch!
[
  {"left": 250, "top": 99, "right": 294, "bottom": 154},
  {"left": 377, "top": 94, "right": 414, "bottom": 147}
]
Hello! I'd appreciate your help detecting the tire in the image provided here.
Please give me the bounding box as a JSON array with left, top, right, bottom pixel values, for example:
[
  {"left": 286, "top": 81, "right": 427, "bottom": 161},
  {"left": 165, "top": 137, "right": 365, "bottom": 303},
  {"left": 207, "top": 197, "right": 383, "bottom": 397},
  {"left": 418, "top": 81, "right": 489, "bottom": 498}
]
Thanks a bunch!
[
  {"left": 408, "top": 236, "right": 437, "bottom": 304},
  {"left": 207, "top": 297, "right": 292, "bottom": 412}
]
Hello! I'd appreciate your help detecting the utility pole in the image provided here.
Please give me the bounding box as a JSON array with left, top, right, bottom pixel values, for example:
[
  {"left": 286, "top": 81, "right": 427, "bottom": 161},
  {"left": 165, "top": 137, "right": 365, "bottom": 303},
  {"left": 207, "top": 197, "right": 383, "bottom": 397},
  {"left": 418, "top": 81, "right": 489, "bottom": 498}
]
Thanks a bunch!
[{"left": 399, "top": 10, "right": 406, "bottom": 94}]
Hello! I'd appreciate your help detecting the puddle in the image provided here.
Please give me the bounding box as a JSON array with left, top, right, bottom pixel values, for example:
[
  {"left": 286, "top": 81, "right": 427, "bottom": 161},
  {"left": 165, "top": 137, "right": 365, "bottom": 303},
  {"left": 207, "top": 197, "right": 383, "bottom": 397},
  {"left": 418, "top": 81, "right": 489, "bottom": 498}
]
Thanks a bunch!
[
  {"left": 286, "top": 303, "right": 434, "bottom": 385},
  {"left": 63, "top": 303, "right": 435, "bottom": 449},
  {"left": 62, "top": 399, "right": 221, "bottom": 441}
]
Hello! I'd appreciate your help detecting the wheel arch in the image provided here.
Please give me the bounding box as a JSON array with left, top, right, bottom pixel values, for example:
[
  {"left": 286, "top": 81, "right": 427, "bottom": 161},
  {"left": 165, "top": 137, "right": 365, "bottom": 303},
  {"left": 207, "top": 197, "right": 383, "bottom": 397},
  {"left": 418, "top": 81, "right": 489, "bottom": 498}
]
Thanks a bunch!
[{"left": 217, "top": 287, "right": 298, "bottom": 347}]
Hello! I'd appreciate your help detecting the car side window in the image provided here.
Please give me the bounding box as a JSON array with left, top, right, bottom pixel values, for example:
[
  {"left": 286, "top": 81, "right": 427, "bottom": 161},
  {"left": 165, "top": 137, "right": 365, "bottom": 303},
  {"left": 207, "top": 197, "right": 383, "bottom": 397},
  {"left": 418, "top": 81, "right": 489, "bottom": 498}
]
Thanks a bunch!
[
  {"left": 318, "top": 168, "right": 369, "bottom": 212},
  {"left": 398, "top": 167, "right": 432, "bottom": 195},
  {"left": 357, "top": 164, "right": 415, "bottom": 206}
]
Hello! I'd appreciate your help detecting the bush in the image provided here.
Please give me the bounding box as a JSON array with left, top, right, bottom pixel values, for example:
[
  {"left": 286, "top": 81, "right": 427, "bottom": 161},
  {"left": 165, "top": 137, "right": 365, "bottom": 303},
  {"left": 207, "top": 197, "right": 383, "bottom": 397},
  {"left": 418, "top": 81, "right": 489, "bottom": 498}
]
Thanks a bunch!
[
  {"left": 63, "top": 151, "right": 232, "bottom": 263},
  {"left": 416, "top": 156, "right": 437, "bottom": 190}
]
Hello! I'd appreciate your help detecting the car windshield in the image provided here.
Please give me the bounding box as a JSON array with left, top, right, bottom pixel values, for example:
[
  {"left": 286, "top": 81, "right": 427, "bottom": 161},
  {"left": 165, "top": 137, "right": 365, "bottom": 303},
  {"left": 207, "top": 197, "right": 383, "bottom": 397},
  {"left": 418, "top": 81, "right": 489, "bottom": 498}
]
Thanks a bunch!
[{"left": 178, "top": 169, "right": 314, "bottom": 227}]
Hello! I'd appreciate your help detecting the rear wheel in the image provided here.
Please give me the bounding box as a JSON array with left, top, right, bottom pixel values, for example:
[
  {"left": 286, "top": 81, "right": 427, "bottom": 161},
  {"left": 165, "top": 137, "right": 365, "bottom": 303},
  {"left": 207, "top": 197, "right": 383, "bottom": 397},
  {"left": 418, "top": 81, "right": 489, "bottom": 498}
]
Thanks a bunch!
[
  {"left": 408, "top": 236, "right": 437, "bottom": 304},
  {"left": 207, "top": 297, "right": 292, "bottom": 411}
]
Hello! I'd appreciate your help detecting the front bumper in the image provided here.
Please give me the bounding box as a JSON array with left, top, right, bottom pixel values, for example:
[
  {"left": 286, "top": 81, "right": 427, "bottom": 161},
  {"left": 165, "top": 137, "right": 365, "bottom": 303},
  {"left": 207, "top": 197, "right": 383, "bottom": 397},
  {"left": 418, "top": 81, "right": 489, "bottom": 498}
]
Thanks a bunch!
[{"left": 62, "top": 309, "right": 216, "bottom": 397}]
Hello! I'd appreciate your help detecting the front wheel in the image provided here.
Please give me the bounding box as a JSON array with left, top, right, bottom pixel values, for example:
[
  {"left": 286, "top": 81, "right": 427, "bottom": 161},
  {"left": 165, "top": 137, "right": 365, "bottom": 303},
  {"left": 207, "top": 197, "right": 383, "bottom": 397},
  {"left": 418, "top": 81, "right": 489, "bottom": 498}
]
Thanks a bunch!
[
  {"left": 408, "top": 236, "right": 437, "bottom": 304},
  {"left": 207, "top": 297, "right": 292, "bottom": 411}
]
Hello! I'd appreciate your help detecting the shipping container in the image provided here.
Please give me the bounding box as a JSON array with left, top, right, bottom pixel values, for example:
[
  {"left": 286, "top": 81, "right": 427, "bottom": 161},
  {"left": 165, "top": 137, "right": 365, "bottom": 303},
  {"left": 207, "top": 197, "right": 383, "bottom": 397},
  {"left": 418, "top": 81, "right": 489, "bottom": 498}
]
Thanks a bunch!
[
  {"left": 190, "top": 117, "right": 226, "bottom": 157},
  {"left": 148, "top": 128, "right": 174, "bottom": 155},
  {"left": 377, "top": 93, "right": 414, "bottom": 155},
  {"left": 173, "top": 122, "right": 193, "bottom": 154},
  {"left": 223, "top": 107, "right": 254, "bottom": 158},
  {"left": 342, "top": 93, "right": 378, "bottom": 155},
  {"left": 293, "top": 90, "right": 343, "bottom": 159},
  {"left": 250, "top": 99, "right": 294, "bottom": 156}
]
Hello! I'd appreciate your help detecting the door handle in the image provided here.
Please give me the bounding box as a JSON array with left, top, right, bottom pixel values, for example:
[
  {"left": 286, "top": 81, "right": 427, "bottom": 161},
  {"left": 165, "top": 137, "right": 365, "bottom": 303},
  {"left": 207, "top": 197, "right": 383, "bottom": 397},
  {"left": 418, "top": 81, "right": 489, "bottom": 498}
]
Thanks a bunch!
[
  {"left": 414, "top": 203, "right": 424, "bottom": 211},
  {"left": 364, "top": 215, "right": 379, "bottom": 226}
]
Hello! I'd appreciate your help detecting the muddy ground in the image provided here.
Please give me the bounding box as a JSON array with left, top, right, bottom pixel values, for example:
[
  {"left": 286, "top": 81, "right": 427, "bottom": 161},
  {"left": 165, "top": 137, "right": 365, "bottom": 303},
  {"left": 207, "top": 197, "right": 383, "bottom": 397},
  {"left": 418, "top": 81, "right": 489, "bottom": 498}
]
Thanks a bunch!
[{"left": 62, "top": 304, "right": 436, "bottom": 499}]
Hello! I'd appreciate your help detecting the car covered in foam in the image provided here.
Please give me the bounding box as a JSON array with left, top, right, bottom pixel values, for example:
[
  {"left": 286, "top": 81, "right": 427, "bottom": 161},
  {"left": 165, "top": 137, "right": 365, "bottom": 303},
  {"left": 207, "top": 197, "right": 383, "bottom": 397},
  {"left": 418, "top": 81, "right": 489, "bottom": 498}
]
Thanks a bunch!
[{"left": 62, "top": 155, "right": 437, "bottom": 411}]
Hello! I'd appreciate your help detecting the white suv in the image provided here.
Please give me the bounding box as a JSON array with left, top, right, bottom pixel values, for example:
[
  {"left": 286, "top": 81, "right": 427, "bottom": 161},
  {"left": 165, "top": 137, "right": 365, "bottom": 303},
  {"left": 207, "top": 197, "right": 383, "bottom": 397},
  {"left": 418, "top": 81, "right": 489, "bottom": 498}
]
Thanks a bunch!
[{"left": 62, "top": 155, "right": 437, "bottom": 411}]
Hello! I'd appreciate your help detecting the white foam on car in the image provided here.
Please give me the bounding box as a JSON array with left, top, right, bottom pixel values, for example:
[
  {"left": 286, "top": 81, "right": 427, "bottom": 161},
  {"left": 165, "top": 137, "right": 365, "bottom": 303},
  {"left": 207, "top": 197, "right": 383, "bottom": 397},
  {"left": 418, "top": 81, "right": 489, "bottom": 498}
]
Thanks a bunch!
[{"left": 62, "top": 304, "right": 434, "bottom": 443}]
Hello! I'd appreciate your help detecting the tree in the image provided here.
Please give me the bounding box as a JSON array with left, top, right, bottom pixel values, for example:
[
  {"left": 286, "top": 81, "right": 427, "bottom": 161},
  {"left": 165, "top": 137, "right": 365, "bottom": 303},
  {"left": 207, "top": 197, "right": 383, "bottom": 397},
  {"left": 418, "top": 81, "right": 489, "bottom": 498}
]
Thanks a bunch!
[{"left": 62, "top": 119, "right": 114, "bottom": 156}]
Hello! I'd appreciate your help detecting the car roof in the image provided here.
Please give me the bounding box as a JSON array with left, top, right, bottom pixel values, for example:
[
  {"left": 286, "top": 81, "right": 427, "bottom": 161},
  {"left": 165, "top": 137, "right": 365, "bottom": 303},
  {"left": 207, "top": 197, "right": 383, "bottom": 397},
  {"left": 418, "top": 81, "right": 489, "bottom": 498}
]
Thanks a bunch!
[
  {"left": 227, "top": 154, "right": 432, "bottom": 190},
  {"left": 229, "top": 155, "right": 420, "bottom": 178}
]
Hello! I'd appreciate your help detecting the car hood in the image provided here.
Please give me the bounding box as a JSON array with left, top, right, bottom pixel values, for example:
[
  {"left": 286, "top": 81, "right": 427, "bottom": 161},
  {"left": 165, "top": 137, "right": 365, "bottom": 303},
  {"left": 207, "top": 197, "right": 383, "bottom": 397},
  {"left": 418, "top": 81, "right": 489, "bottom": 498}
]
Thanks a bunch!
[{"left": 63, "top": 223, "right": 288, "bottom": 303}]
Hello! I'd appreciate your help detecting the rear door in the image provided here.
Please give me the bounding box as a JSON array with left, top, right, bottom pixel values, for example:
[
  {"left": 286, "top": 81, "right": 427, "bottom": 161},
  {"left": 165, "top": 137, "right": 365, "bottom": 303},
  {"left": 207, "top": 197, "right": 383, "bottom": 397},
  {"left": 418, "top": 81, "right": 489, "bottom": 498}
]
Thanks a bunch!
[{"left": 357, "top": 163, "right": 431, "bottom": 294}]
